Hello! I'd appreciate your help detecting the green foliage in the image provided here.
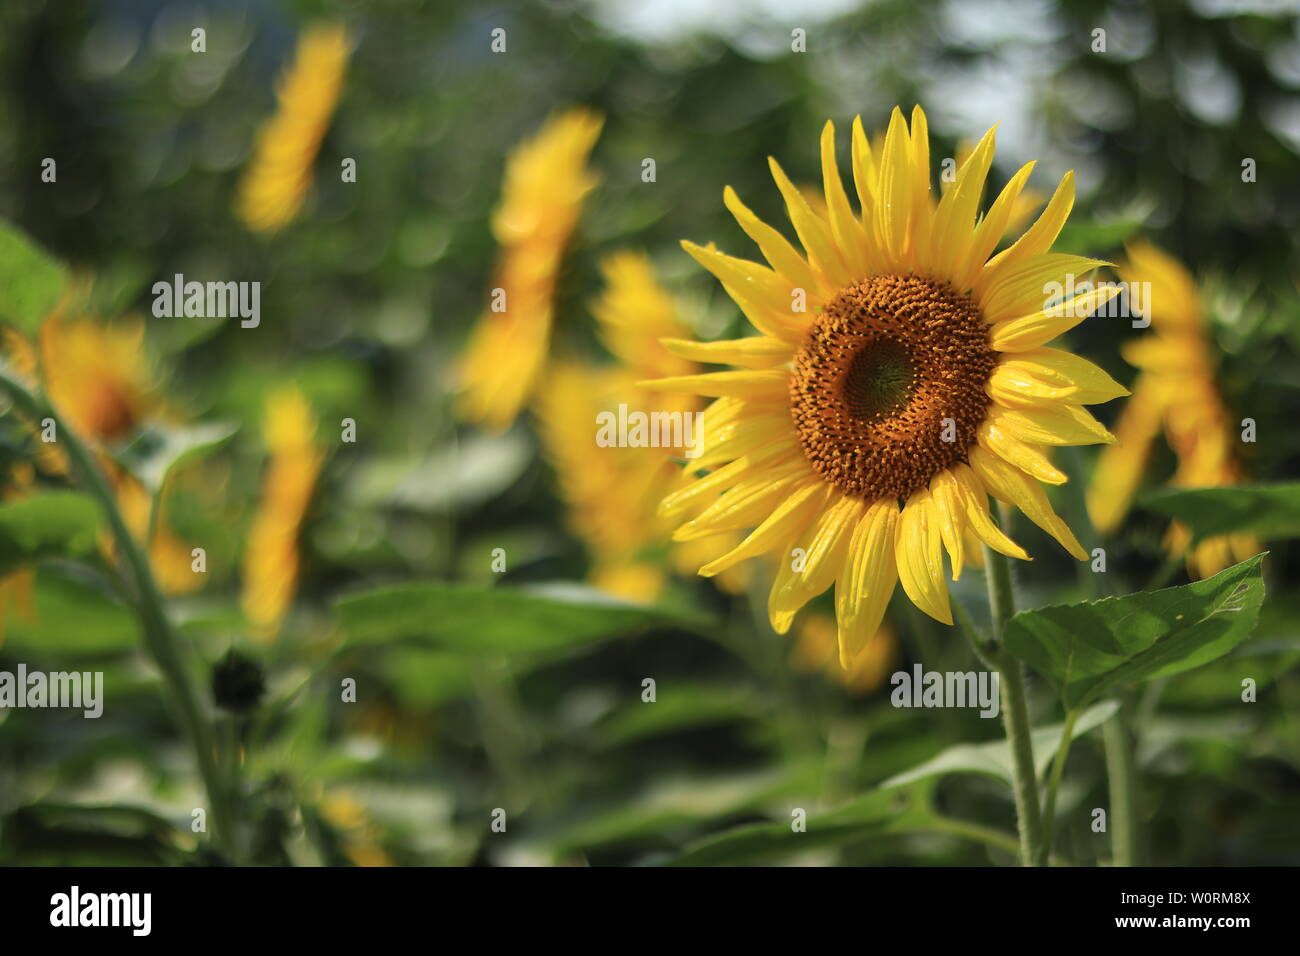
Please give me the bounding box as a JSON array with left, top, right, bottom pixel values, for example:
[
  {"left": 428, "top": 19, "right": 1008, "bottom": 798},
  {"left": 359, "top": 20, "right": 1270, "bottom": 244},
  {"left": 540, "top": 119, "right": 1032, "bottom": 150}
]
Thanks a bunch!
[
  {"left": 1142, "top": 484, "right": 1300, "bottom": 543},
  {"left": 0, "top": 220, "right": 65, "bottom": 333},
  {"left": 1004, "top": 557, "right": 1266, "bottom": 710},
  {"left": 0, "top": 492, "right": 101, "bottom": 575}
]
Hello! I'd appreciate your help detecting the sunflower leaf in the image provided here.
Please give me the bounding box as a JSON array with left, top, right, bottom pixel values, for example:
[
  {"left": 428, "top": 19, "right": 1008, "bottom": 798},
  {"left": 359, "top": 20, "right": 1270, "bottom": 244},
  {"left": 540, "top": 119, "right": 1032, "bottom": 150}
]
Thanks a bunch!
[
  {"left": 0, "top": 492, "right": 102, "bottom": 575},
  {"left": 1141, "top": 483, "right": 1300, "bottom": 543},
  {"left": 1003, "top": 555, "right": 1266, "bottom": 710},
  {"left": 879, "top": 700, "right": 1119, "bottom": 789},
  {"left": 116, "top": 421, "right": 240, "bottom": 494},
  {"left": 334, "top": 581, "right": 711, "bottom": 655},
  {"left": 0, "top": 221, "right": 67, "bottom": 334}
]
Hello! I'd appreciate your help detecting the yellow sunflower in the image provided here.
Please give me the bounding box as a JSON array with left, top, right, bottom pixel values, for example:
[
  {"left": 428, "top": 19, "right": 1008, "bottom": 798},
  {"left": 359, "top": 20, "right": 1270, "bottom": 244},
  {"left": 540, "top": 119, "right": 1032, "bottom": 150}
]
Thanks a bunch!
[
  {"left": 237, "top": 23, "right": 350, "bottom": 234},
  {"left": 241, "top": 387, "right": 324, "bottom": 642},
  {"left": 1087, "top": 241, "right": 1260, "bottom": 578},
  {"left": 537, "top": 252, "right": 746, "bottom": 601},
  {"left": 647, "top": 106, "right": 1128, "bottom": 666},
  {"left": 33, "top": 314, "right": 201, "bottom": 593},
  {"left": 457, "top": 108, "right": 603, "bottom": 431}
]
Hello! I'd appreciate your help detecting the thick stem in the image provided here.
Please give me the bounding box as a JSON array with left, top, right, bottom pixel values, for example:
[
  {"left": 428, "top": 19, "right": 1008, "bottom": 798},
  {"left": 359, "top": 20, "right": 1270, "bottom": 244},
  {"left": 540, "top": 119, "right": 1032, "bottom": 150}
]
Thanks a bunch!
[
  {"left": 0, "top": 370, "right": 234, "bottom": 857},
  {"left": 983, "top": 543, "right": 1045, "bottom": 867},
  {"left": 1104, "top": 711, "right": 1139, "bottom": 867}
]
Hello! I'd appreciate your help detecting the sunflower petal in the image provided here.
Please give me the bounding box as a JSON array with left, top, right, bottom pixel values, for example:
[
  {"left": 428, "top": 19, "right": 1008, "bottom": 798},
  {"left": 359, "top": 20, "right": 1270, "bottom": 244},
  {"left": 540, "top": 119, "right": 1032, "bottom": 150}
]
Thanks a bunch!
[
  {"left": 979, "top": 170, "right": 1076, "bottom": 288},
  {"left": 673, "top": 465, "right": 810, "bottom": 540},
  {"left": 835, "top": 498, "right": 900, "bottom": 664},
  {"left": 989, "top": 283, "right": 1123, "bottom": 351},
  {"left": 979, "top": 254, "right": 1111, "bottom": 324},
  {"left": 994, "top": 348, "right": 1130, "bottom": 406},
  {"left": 978, "top": 418, "right": 1069, "bottom": 484},
  {"left": 769, "top": 494, "right": 866, "bottom": 633},
  {"left": 820, "top": 120, "right": 871, "bottom": 278},
  {"left": 642, "top": 368, "right": 789, "bottom": 399},
  {"left": 850, "top": 115, "right": 878, "bottom": 226},
  {"left": 659, "top": 335, "right": 795, "bottom": 368},
  {"left": 722, "top": 186, "right": 823, "bottom": 297},
  {"left": 955, "top": 160, "right": 1036, "bottom": 290},
  {"left": 999, "top": 404, "right": 1117, "bottom": 446},
  {"left": 768, "top": 156, "right": 852, "bottom": 288},
  {"left": 894, "top": 490, "right": 953, "bottom": 624},
  {"left": 929, "top": 124, "right": 996, "bottom": 281},
  {"left": 875, "top": 107, "right": 913, "bottom": 267},
  {"left": 969, "top": 445, "right": 1088, "bottom": 560},
  {"left": 698, "top": 480, "right": 830, "bottom": 576}
]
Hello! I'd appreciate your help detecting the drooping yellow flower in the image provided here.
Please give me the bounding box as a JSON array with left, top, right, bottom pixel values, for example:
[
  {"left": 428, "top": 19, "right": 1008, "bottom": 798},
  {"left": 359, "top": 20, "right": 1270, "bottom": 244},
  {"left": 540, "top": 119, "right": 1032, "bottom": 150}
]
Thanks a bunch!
[
  {"left": 791, "top": 612, "right": 898, "bottom": 695},
  {"left": 1087, "top": 241, "right": 1259, "bottom": 578},
  {"left": 648, "top": 106, "right": 1128, "bottom": 665},
  {"left": 458, "top": 109, "right": 603, "bottom": 431},
  {"left": 537, "top": 252, "right": 745, "bottom": 601},
  {"left": 237, "top": 24, "right": 350, "bottom": 233},
  {"left": 34, "top": 314, "right": 200, "bottom": 592},
  {"left": 41, "top": 314, "right": 152, "bottom": 446},
  {"left": 241, "top": 387, "right": 324, "bottom": 641}
]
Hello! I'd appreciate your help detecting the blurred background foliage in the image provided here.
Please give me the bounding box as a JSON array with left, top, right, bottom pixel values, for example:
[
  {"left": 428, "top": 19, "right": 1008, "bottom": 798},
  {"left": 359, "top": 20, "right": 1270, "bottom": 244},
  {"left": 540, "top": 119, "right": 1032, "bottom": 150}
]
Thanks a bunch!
[{"left": 0, "top": 0, "right": 1297, "bottom": 865}]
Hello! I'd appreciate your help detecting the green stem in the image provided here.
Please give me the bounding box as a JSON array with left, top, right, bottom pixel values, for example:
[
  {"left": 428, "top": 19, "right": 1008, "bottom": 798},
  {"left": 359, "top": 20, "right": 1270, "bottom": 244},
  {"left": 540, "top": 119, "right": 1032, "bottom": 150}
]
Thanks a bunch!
[
  {"left": 983, "top": 543, "right": 1045, "bottom": 867},
  {"left": 1104, "top": 709, "right": 1139, "bottom": 866},
  {"left": 929, "top": 815, "right": 1023, "bottom": 858},
  {"left": 1038, "top": 707, "right": 1080, "bottom": 866},
  {"left": 0, "top": 369, "right": 235, "bottom": 858}
]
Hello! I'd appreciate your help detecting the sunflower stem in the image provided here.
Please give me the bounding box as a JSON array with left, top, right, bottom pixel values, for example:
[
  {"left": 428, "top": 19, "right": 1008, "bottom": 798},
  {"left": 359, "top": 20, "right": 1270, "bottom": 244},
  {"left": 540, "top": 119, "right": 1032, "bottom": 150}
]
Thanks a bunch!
[
  {"left": 1104, "top": 707, "right": 1140, "bottom": 866},
  {"left": 982, "top": 543, "right": 1045, "bottom": 867},
  {"left": 0, "top": 367, "right": 236, "bottom": 860}
]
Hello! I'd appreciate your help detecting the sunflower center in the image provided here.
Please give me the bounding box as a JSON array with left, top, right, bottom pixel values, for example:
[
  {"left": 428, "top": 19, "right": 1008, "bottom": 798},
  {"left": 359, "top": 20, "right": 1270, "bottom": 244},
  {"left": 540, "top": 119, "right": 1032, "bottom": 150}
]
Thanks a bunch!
[{"left": 789, "top": 274, "right": 998, "bottom": 501}]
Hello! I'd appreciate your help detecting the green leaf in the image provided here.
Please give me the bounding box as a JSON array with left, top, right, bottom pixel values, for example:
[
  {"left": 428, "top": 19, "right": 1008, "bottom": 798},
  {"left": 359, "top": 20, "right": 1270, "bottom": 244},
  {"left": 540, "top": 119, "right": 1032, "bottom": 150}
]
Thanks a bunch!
[
  {"left": 0, "top": 221, "right": 67, "bottom": 333},
  {"left": 596, "top": 683, "right": 759, "bottom": 748},
  {"left": 335, "top": 581, "right": 708, "bottom": 655},
  {"left": 1004, "top": 555, "right": 1266, "bottom": 710},
  {"left": 880, "top": 700, "right": 1120, "bottom": 790},
  {"left": 1142, "top": 484, "right": 1300, "bottom": 543},
  {"left": 0, "top": 803, "right": 187, "bottom": 865},
  {"left": 117, "top": 421, "right": 240, "bottom": 494},
  {"left": 3, "top": 569, "right": 139, "bottom": 652},
  {"left": 0, "top": 492, "right": 102, "bottom": 575},
  {"left": 663, "top": 779, "right": 938, "bottom": 866}
]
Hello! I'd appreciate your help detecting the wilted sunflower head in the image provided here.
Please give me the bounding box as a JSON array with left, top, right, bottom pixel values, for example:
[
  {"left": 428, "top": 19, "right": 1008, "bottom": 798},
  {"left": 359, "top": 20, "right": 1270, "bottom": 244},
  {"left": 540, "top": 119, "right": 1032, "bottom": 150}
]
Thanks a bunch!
[
  {"left": 648, "top": 106, "right": 1129, "bottom": 665},
  {"left": 40, "top": 314, "right": 154, "bottom": 444}
]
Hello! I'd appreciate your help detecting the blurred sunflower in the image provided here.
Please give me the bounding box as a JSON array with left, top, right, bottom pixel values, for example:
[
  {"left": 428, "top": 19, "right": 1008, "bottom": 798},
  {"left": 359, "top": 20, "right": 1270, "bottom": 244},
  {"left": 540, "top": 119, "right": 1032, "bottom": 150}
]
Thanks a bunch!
[
  {"left": 237, "top": 23, "right": 350, "bottom": 234},
  {"left": 537, "top": 252, "right": 746, "bottom": 601},
  {"left": 241, "top": 387, "right": 324, "bottom": 642},
  {"left": 2, "top": 314, "right": 201, "bottom": 593},
  {"left": 457, "top": 108, "right": 603, "bottom": 431},
  {"left": 1087, "top": 241, "right": 1260, "bottom": 578},
  {"left": 791, "top": 611, "right": 898, "bottom": 695},
  {"left": 648, "top": 106, "right": 1128, "bottom": 664}
]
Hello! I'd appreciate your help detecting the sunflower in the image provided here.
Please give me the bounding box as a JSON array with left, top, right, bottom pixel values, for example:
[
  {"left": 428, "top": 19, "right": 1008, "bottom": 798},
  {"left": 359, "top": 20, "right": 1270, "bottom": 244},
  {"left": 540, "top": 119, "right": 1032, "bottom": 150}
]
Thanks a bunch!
[
  {"left": 537, "top": 252, "right": 746, "bottom": 601},
  {"left": 241, "top": 387, "right": 324, "bottom": 642},
  {"left": 25, "top": 314, "right": 200, "bottom": 592},
  {"left": 647, "top": 106, "right": 1127, "bottom": 665},
  {"left": 1087, "top": 241, "right": 1260, "bottom": 579},
  {"left": 237, "top": 23, "right": 350, "bottom": 234},
  {"left": 457, "top": 108, "right": 603, "bottom": 432}
]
